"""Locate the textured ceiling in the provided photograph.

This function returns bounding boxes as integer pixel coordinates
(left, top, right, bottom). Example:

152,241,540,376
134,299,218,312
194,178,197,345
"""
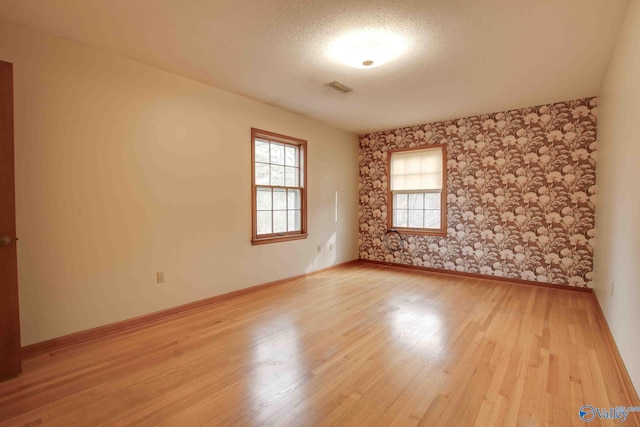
0,0,631,134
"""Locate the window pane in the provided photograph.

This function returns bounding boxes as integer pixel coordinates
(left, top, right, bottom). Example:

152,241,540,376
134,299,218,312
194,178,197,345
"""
285,167,299,187
394,193,408,209
288,210,301,231
393,209,408,228
288,189,301,209
425,210,441,229
270,165,284,186
252,132,307,242
273,211,287,233
408,210,424,228
408,193,424,209
273,188,287,210
255,163,270,185
257,211,272,235
425,192,441,209
270,142,285,165
255,139,270,163
256,187,272,210
285,145,298,166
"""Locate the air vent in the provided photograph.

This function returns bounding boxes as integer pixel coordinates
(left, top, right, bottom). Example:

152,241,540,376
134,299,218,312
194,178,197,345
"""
327,81,353,94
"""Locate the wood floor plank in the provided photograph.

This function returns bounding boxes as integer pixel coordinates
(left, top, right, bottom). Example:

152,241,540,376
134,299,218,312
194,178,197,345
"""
0,264,637,426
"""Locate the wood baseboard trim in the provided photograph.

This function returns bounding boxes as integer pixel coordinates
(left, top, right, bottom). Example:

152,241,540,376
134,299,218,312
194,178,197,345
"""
21,259,360,358
592,293,640,406
358,259,593,293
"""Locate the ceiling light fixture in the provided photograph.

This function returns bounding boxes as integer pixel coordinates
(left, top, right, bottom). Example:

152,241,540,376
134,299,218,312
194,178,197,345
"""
329,30,407,69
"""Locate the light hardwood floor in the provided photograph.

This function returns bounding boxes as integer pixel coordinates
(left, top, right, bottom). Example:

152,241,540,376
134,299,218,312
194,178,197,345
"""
0,263,637,426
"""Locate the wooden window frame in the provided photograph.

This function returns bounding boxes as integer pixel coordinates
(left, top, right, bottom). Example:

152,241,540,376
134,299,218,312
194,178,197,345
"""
386,144,448,237
251,128,308,245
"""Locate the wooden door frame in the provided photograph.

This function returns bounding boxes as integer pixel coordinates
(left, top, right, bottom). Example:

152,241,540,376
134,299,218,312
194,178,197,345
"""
0,59,21,381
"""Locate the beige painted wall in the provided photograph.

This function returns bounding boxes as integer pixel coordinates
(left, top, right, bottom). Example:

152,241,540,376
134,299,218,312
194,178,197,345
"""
594,0,640,393
0,19,359,346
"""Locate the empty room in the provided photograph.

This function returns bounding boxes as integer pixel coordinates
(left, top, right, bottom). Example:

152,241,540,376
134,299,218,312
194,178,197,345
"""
0,0,639,425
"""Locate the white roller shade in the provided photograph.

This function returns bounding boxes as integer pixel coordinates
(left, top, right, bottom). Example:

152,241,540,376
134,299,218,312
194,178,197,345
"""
390,147,443,191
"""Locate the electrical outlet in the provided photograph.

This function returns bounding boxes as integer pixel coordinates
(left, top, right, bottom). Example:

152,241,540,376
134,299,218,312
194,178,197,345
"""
610,281,615,297
329,242,335,251
317,245,322,253
157,272,165,284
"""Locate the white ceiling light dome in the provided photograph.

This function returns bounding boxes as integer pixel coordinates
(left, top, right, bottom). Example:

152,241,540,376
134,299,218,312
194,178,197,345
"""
329,30,408,69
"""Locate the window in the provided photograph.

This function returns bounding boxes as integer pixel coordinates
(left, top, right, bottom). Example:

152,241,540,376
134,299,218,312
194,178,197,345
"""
251,128,307,245
388,145,447,236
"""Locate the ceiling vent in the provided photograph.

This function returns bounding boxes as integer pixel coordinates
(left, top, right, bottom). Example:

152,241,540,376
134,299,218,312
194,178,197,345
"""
327,81,353,94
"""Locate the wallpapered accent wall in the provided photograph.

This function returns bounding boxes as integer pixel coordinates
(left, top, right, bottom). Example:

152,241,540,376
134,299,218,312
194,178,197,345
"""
359,97,597,287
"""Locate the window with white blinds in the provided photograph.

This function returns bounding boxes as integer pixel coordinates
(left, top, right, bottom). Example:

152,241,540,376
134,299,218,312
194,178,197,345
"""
388,146,446,234
390,148,443,191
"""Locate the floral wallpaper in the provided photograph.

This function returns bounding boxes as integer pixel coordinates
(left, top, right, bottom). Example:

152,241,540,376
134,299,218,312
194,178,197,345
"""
359,98,597,287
